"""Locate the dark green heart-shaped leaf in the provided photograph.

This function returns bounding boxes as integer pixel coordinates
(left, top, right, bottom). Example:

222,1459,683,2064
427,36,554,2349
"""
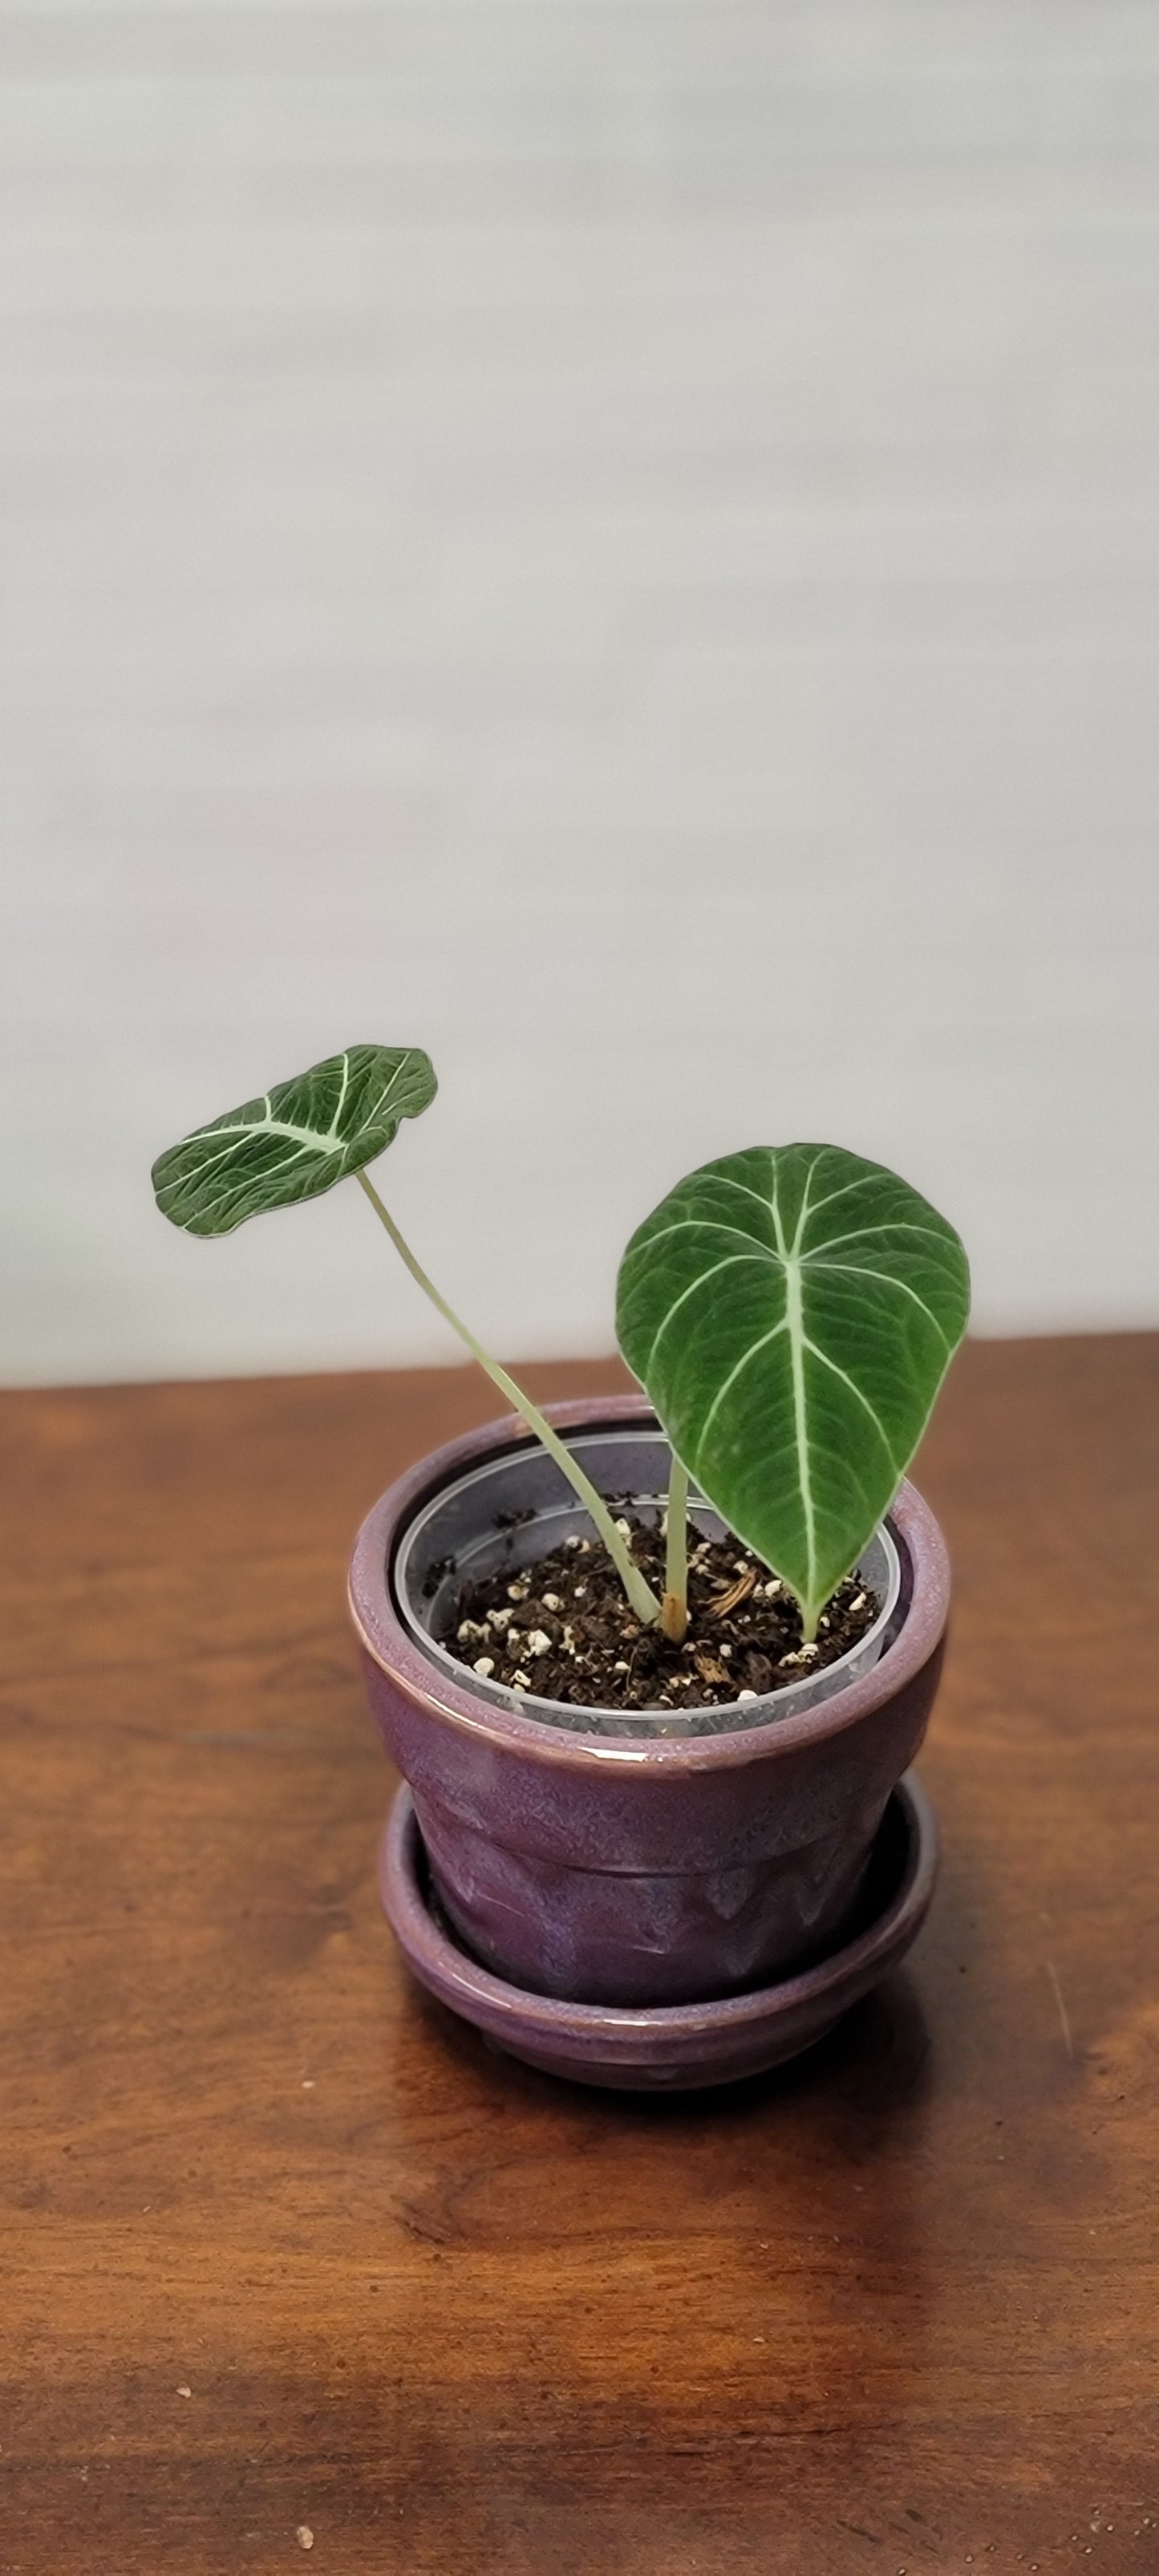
152,1044,436,1236
616,1144,969,1637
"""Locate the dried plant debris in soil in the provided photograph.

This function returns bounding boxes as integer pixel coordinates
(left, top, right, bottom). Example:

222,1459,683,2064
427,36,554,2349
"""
445,1511,881,1713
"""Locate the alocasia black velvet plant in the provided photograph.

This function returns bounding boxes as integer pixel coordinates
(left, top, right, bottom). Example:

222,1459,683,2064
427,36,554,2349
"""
152,1045,970,1656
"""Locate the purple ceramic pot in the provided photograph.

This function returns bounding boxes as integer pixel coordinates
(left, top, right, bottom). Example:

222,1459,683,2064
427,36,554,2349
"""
379,1774,939,2091
350,1396,950,2009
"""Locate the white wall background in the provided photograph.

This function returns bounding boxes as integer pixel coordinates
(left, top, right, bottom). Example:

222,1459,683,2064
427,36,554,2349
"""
3,1,1158,1385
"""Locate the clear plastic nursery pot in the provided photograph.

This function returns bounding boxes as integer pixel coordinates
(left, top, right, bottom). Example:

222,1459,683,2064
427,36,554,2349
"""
349,1396,950,2010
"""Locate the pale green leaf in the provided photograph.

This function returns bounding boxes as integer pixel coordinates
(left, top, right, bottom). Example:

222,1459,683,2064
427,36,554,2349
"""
616,1144,970,1636
152,1044,436,1236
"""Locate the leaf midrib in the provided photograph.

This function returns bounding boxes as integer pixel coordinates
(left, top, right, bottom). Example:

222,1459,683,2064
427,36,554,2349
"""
772,1151,817,1604
187,1049,413,1162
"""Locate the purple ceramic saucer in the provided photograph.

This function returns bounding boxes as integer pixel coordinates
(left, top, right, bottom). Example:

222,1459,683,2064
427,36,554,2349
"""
379,1771,938,2093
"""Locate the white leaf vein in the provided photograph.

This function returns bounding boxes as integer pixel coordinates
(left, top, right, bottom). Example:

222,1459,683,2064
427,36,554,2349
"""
695,1315,790,1447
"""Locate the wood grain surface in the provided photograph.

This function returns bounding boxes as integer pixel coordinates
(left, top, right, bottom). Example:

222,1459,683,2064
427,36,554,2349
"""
2,1339,1157,2575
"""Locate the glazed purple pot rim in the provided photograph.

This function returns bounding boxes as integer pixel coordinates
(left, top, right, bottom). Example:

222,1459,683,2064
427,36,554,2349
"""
381,1772,938,2038
349,1394,950,1775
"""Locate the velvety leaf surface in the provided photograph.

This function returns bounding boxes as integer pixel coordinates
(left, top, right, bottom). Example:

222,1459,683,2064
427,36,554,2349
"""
616,1145,970,1633
152,1045,436,1235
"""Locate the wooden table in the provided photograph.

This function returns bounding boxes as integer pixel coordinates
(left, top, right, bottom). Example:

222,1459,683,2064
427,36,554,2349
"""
3,1339,1157,2576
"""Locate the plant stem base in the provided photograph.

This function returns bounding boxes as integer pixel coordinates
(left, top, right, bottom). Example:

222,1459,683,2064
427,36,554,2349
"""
379,1775,938,2094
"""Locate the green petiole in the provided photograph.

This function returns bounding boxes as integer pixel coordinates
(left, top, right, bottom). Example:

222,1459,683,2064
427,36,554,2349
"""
660,1451,690,1642
355,1169,662,1630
